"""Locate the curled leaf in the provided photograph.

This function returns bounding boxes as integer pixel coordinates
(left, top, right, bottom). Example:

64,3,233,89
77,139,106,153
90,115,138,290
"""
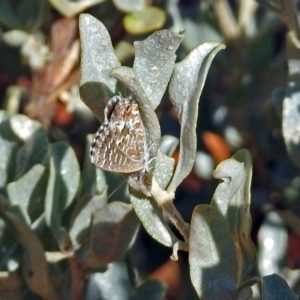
168,42,225,192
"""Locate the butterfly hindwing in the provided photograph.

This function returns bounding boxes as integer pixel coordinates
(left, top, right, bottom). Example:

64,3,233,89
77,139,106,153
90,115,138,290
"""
90,95,146,173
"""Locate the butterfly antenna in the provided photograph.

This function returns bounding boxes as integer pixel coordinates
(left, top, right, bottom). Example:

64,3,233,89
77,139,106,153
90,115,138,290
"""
106,180,127,200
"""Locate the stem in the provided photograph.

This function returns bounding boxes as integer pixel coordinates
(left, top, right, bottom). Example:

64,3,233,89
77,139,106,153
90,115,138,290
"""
212,0,239,43
69,256,85,300
151,178,190,243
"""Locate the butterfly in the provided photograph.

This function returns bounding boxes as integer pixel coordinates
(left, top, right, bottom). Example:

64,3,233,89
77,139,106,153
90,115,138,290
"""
90,95,148,173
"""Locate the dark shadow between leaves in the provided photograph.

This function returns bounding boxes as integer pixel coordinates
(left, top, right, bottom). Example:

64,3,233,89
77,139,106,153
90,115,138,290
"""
75,204,139,267
80,81,114,123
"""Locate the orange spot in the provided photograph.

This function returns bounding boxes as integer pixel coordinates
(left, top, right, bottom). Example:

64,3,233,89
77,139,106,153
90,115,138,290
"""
52,103,74,127
172,148,180,166
202,131,231,164
148,259,182,298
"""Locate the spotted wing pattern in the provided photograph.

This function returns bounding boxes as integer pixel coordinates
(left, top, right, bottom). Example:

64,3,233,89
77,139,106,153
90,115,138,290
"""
90,95,147,173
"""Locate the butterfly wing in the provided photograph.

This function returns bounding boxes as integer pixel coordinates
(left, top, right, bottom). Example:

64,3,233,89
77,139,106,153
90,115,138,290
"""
90,122,144,173
109,98,146,164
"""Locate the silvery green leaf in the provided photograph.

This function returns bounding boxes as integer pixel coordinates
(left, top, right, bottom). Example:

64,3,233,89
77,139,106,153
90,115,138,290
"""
50,0,105,18
257,212,287,276
69,194,107,250
81,134,106,197
130,183,178,247
154,149,175,189
79,14,121,123
3,208,58,299
78,202,139,266
7,164,45,224
85,262,136,300
130,189,178,247
211,149,256,284
15,127,49,180
189,205,238,300
2,30,28,47
113,0,145,12
133,30,184,109
168,42,225,192
0,116,22,189
10,114,41,142
159,135,179,157
45,142,80,247
130,148,176,247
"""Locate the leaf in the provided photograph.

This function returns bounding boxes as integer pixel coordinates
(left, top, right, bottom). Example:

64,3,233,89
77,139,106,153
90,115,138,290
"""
124,6,166,35
282,32,300,168
159,135,179,157
10,114,42,142
50,0,105,18
130,187,178,247
133,29,184,108
69,194,107,250
189,205,238,300
7,164,45,224
137,279,167,300
0,117,23,190
79,14,121,123
211,149,256,284
8,114,49,180
0,0,24,29
45,142,80,247
15,123,49,180
2,30,29,47
153,150,175,189
262,274,298,300
78,202,139,266
113,0,145,13
80,134,106,198
1,207,60,300
85,262,137,300
257,212,287,275
130,145,177,247
129,150,178,247
168,42,225,192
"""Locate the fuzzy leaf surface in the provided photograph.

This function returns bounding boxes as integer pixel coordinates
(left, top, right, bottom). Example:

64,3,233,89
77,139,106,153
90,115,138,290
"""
81,134,106,198
79,202,139,266
133,29,183,108
45,142,80,246
2,207,60,300
7,164,45,224
211,149,256,284
50,0,104,18
168,42,225,192
189,205,238,300
130,149,177,247
79,14,121,123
